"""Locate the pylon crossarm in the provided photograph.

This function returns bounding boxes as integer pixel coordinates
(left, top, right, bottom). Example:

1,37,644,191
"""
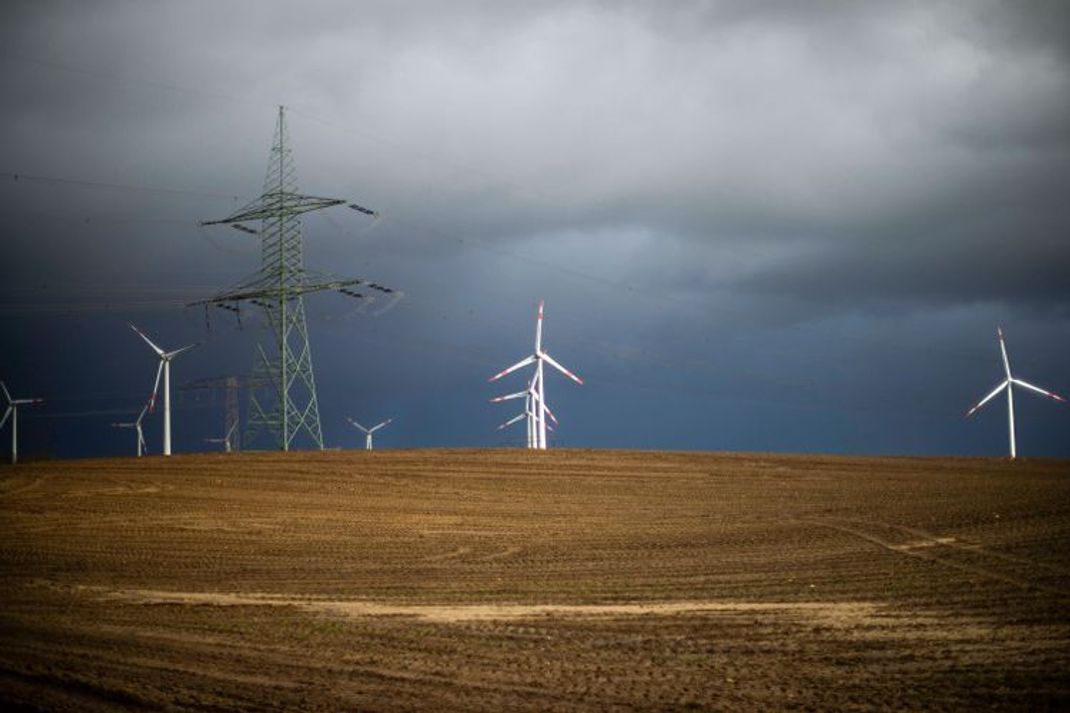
188,278,370,307
201,193,346,226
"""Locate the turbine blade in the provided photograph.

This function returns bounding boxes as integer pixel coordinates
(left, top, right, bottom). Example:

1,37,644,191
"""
164,343,199,360
136,401,150,423
542,352,583,385
148,360,164,413
966,380,1008,417
0,406,10,431
0,380,10,403
488,354,536,382
1012,378,1066,403
997,326,1012,379
497,413,526,430
490,391,527,403
129,323,165,357
370,418,393,433
226,421,239,438
535,300,544,353
543,403,559,425
346,417,369,433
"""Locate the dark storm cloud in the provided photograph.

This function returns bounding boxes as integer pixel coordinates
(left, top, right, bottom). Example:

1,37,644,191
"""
1,1,1067,457
3,1,1068,305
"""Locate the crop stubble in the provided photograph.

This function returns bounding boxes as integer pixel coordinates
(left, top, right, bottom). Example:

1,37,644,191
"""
0,449,1068,710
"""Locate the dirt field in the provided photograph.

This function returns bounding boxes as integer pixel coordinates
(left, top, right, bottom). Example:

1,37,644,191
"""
0,449,1068,711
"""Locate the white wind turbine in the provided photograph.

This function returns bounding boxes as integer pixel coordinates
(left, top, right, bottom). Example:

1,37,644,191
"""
204,421,239,453
489,300,581,450
129,324,197,457
494,374,537,448
1,380,43,465
493,371,558,448
346,417,393,450
112,402,149,458
966,327,1065,459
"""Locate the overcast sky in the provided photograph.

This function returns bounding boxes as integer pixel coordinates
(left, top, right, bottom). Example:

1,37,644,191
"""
1,1,1068,459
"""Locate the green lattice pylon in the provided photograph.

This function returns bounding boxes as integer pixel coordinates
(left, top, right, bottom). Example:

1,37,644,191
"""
194,106,360,451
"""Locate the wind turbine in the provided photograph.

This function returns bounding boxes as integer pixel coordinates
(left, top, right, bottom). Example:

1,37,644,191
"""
1,380,43,465
346,417,393,450
966,327,1065,459
112,402,149,457
204,421,239,453
129,324,197,457
492,372,558,448
489,300,581,449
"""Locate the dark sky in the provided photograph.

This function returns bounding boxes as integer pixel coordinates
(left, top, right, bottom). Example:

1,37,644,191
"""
1,1,1068,459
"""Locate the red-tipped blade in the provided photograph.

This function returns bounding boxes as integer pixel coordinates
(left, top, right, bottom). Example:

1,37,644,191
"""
542,352,583,385
147,360,164,413
966,380,1007,417
488,354,536,382
1013,378,1066,403
490,391,527,403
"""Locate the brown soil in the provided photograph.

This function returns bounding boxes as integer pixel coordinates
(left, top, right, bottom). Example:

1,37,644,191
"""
1,449,1068,711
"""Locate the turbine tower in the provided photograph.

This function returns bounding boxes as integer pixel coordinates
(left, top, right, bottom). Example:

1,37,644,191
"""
193,106,396,451
112,402,149,457
966,326,1065,459
346,417,392,450
1,380,43,465
130,324,197,457
489,301,581,449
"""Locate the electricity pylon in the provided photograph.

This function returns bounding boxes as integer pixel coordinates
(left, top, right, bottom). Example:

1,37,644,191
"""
193,106,393,451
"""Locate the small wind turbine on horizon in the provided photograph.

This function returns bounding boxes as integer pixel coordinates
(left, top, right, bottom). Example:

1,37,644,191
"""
489,300,581,450
1,380,43,465
112,402,149,458
346,417,393,450
129,324,197,457
966,327,1065,459
204,421,239,453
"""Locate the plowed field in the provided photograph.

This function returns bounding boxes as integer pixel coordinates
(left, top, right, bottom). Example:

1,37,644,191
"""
1,449,1068,711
